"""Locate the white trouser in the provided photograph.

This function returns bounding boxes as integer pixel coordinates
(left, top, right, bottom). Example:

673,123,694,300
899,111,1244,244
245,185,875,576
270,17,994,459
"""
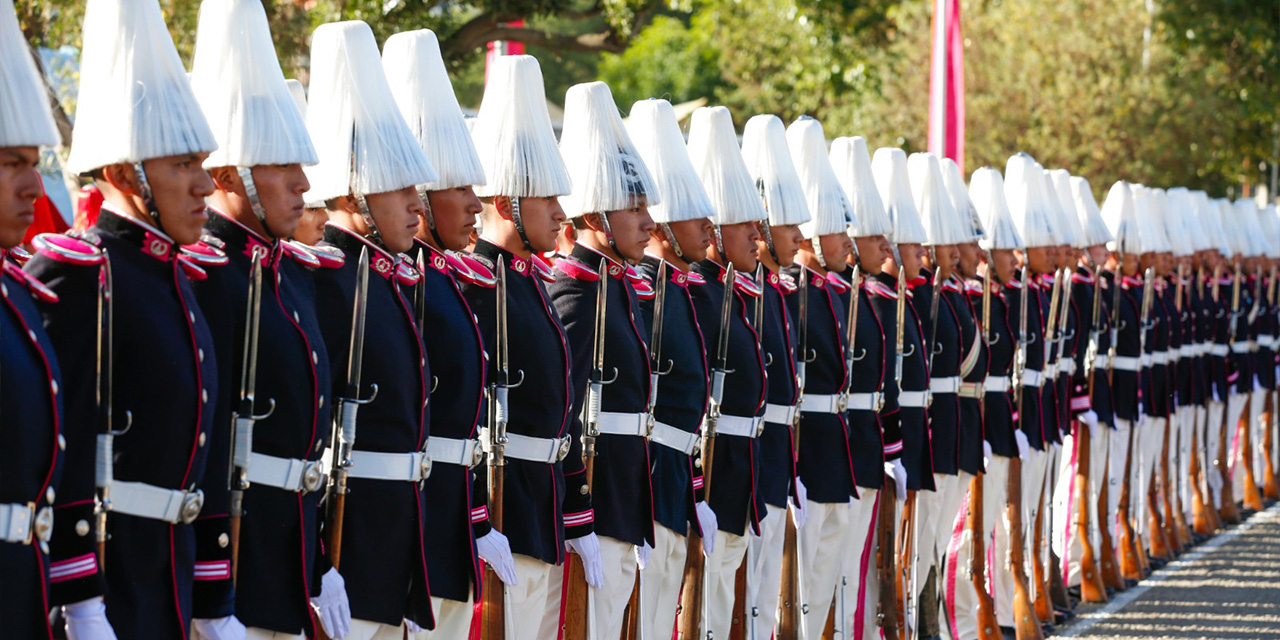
245,629,304,640
703,529,749,639
411,596,473,639
641,523,688,640
347,619,408,640
934,472,976,640
949,458,1008,637
1179,408,1201,522
1021,447,1051,604
1226,392,1248,503
589,535,638,640
1050,419,1108,589
1250,388,1270,486
1107,420,1132,559
800,499,854,639
505,553,564,640
1134,417,1166,542
836,490,882,640
746,504,787,639
1205,402,1226,509
915,473,967,635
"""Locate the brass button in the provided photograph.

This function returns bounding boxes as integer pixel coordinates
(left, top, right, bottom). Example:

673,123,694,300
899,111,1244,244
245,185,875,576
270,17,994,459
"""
199,432,207,447
218,533,229,548
46,487,56,504
75,519,90,537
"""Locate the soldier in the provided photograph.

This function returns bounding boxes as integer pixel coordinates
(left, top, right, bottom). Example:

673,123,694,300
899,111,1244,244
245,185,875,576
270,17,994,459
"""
683,104,769,640
25,0,230,635
740,113,810,639
1200,195,1236,524
0,0,74,635
463,54,599,640
303,20,437,639
187,1,345,638
783,117,863,638
548,80,660,635
626,97,720,634
381,29,517,637
1233,199,1274,511
828,136,901,640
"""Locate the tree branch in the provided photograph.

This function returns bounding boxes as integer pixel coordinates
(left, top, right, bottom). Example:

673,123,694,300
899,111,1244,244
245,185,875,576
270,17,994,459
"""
441,12,628,60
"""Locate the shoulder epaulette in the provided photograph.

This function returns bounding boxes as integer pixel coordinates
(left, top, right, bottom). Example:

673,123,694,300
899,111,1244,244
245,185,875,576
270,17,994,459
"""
532,254,556,283
179,258,208,281
626,264,656,300
449,251,497,288
180,241,229,268
555,256,600,282
964,279,984,295
31,233,105,267
771,271,797,294
309,244,346,269
9,245,31,266
1071,272,1095,285
941,279,963,293
3,259,58,303
824,272,850,294
395,258,421,287
281,240,322,269
863,279,897,299
686,270,707,286
734,271,763,297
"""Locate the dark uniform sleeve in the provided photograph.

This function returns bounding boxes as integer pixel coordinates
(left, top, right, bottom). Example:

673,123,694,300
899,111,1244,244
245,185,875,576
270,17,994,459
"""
549,278,596,541
1070,282,1093,416
869,293,903,461
25,256,107,606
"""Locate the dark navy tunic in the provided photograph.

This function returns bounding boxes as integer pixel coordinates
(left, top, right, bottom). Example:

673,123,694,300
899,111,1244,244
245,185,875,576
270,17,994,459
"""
925,276,963,476
1207,274,1232,404
1001,273,1047,450
0,252,63,639
1106,273,1142,423
759,267,799,508
866,272,934,491
313,224,433,628
833,270,887,490
981,277,1018,459
28,208,220,638
951,279,986,475
1070,269,1115,427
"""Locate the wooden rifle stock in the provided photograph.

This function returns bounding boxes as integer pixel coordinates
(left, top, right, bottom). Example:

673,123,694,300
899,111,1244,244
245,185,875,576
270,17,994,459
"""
1006,458,1043,640
778,508,803,639
478,463,505,640
969,474,1000,640
676,426,717,639
1073,422,1108,603
1094,443,1124,590
876,477,901,640
1116,422,1142,581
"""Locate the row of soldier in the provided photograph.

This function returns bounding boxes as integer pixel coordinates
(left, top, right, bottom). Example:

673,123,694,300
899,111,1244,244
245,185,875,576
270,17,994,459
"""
3,0,1278,639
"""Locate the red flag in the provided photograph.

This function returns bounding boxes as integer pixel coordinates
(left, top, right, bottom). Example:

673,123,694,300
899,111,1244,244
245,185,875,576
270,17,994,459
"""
484,20,525,84
928,0,965,173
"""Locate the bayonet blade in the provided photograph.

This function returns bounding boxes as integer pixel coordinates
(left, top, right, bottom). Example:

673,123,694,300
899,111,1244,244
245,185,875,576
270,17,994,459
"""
346,247,371,400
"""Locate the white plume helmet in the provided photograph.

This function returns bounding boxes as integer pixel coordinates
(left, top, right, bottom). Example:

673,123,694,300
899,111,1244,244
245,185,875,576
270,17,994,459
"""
1233,198,1271,258
1165,188,1206,254
908,152,968,246
558,81,659,218
1146,188,1192,256
942,157,984,241
686,106,767,226
969,167,1024,251
67,0,217,174
190,0,316,169
871,147,928,245
1216,198,1245,257
285,80,307,117
785,116,850,239
1254,202,1280,259
741,114,811,227
382,29,485,191
0,0,58,148
1175,188,1213,252
1002,153,1058,248
1101,181,1144,257
625,98,715,224
1069,176,1113,248
829,137,892,238
471,55,570,199
1046,169,1086,249
303,21,436,202
1192,191,1229,256
1129,185,1172,254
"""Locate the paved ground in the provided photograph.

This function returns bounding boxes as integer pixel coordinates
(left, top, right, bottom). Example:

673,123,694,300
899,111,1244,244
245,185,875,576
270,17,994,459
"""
1056,503,1280,639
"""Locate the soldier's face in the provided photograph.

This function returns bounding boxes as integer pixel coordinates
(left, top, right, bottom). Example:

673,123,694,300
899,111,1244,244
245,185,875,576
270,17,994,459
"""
895,243,926,279
366,186,423,254
424,186,482,252
1024,246,1054,275
762,223,803,267
296,207,328,246
818,232,852,273
933,244,960,279
143,153,214,245
719,221,761,271
1086,245,1110,268
514,196,565,253
249,164,309,239
991,249,1017,284
0,146,42,249
601,196,656,263
853,234,890,275
957,242,983,278
665,218,713,263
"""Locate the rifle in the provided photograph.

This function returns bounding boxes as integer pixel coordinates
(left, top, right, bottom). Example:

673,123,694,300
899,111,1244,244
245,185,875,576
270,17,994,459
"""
94,250,131,572
1241,266,1267,512
325,247,378,572
1009,265,1043,640
1028,271,1061,624
228,249,275,584
480,256,522,640
677,263,737,640
972,260,1000,640
1170,264,1194,550
1219,261,1243,524
1118,268,1155,579
1266,263,1280,501
779,268,811,640
1074,263,1108,603
1190,265,1219,537
879,246,911,640
564,258,616,640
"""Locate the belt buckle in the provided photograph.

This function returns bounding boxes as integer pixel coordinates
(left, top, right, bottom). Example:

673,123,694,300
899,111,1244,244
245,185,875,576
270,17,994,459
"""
33,505,53,547
646,414,655,438
924,390,933,409
469,440,485,469
301,460,327,493
419,453,433,482
179,490,204,525
875,392,885,412
18,501,35,545
754,418,765,438
556,436,572,463
836,393,848,413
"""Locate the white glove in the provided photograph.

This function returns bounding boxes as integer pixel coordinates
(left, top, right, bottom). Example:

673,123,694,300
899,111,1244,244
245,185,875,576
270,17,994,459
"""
1015,429,1032,460
191,616,246,640
885,459,908,502
789,478,809,529
476,529,518,586
63,597,117,640
1080,409,1099,439
983,439,994,463
309,567,351,639
695,501,719,557
405,619,423,634
567,533,605,588
636,542,652,570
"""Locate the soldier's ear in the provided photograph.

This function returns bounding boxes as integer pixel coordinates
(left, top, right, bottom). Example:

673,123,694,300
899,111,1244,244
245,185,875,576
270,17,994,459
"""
331,195,361,216
207,166,241,193
100,162,141,197
493,196,513,221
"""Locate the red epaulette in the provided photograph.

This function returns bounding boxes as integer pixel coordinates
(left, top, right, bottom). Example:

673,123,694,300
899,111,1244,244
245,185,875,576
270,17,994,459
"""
179,259,207,281
8,245,31,266
626,265,656,301
449,251,497,288
395,258,421,287
31,233,104,267
964,279,984,296
531,253,556,283
281,240,321,269
824,272,850,294
941,280,963,293
906,275,929,288
555,256,600,282
734,271,763,297
308,245,346,269
863,279,897,299
767,270,797,294
686,270,707,286
180,241,229,268
1071,272,1095,285
3,259,58,303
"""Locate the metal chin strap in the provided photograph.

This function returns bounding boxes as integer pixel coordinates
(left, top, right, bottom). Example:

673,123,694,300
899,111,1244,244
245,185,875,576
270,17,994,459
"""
131,162,165,235
354,192,387,251
509,196,533,253
660,223,685,261
759,222,781,265
712,225,725,257
594,210,620,256
416,186,446,248
813,234,828,269
236,167,273,240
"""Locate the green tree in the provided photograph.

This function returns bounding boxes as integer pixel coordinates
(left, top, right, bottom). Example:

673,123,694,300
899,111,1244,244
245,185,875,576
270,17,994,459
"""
597,13,725,110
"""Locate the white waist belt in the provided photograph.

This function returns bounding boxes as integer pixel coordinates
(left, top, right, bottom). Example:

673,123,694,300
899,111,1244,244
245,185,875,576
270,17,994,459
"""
348,450,432,483
846,392,882,411
426,436,483,468
246,453,328,493
1259,335,1277,349
1141,353,1153,367
649,420,699,456
714,414,764,438
984,375,1011,393
1092,354,1110,370
899,390,930,408
801,394,845,414
1152,351,1170,365
1060,359,1077,376
1231,342,1251,354
1044,363,1059,378
479,429,570,464
1211,344,1230,357
1179,345,1196,358
763,403,799,424
929,377,961,394
1112,356,1141,371
108,481,203,524
595,411,650,437
1021,370,1043,388
0,502,51,545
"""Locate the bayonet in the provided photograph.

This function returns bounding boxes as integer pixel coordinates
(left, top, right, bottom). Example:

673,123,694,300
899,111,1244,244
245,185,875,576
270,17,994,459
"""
94,251,131,571
582,258,618,487
648,261,671,414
